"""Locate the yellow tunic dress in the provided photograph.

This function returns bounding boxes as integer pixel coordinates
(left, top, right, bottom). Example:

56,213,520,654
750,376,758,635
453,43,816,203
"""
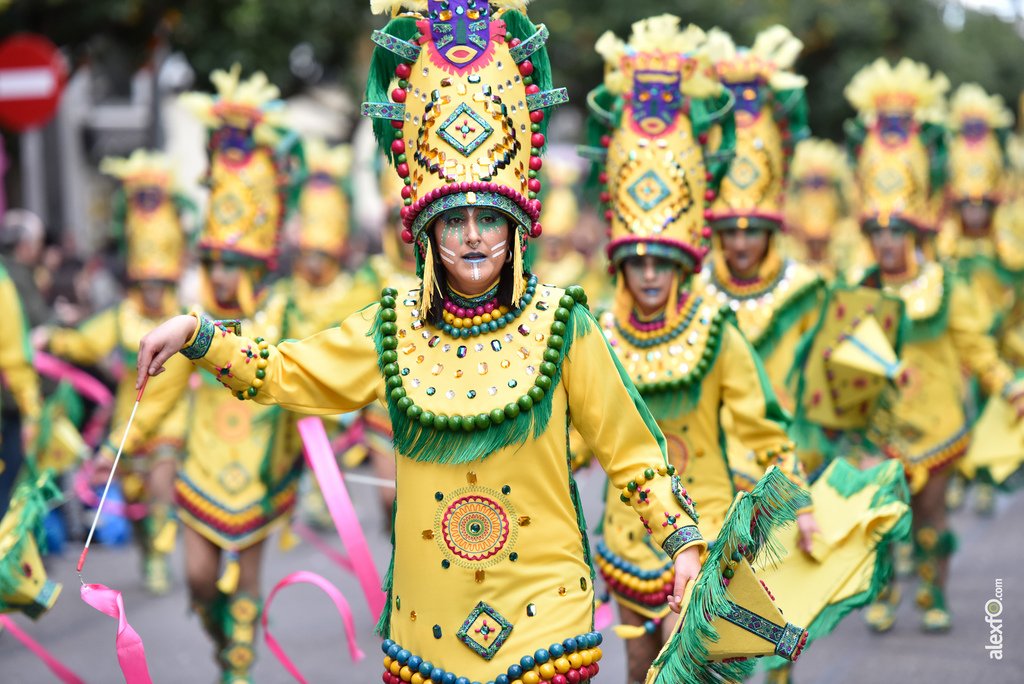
110,291,302,549
0,263,41,424
596,296,805,618
854,262,1016,493
280,270,379,340
180,281,706,681
48,292,188,469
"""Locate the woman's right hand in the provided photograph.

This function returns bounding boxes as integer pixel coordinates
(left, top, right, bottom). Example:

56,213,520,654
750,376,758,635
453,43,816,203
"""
135,315,200,389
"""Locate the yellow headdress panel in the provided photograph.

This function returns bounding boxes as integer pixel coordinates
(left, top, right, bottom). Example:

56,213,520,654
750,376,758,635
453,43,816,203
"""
590,15,726,269
844,58,949,123
182,65,290,264
705,26,807,230
947,83,1012,203
785,138,853,240
100,149,186,282
299,138,352,256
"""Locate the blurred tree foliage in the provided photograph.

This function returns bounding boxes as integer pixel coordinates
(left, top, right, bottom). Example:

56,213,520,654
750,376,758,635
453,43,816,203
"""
2,0,1022,140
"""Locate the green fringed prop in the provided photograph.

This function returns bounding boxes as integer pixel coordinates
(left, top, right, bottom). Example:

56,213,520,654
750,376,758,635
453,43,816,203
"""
369,285,593,465
650,466,805,684
0,472,62,618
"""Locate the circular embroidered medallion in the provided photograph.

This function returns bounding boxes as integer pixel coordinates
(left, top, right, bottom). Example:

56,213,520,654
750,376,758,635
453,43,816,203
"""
435,487,518,569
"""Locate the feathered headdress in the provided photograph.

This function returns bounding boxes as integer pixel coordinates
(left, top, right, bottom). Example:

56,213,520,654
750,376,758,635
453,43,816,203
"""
844,58,949,124
179,64,288,148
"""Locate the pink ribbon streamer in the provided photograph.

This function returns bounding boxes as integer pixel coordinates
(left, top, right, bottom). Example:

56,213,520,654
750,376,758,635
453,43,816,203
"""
292,520,355,573
0,614,86,684
263,570,365,683
34,351,115,406
296,416,385,621
330,418,366,455
74,461,148,520
80,583,153,684
594,601,614,631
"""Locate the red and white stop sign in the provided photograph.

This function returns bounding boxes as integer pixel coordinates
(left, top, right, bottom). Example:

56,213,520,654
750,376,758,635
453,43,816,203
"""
0,33,69,133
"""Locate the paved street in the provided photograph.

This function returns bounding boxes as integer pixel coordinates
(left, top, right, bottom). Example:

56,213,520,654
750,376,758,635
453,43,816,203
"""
2,463,1021,684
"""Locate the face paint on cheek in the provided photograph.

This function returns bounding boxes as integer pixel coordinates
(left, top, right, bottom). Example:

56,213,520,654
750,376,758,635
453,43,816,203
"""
439,244,457,265
490,239,507,259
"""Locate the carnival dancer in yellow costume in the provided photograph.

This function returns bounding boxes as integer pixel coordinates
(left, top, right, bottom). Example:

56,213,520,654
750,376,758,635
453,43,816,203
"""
844,58,1024,634
784,139,862,283
35,149,190,594
134,3,710,682
581,17,816,683
695,27,824,415
104,66,302,684
936,85,1024,515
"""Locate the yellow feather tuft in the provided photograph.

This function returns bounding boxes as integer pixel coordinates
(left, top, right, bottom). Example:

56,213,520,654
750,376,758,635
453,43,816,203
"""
789,138,851,186
369,0,427,15
181,63,287,145
305,137,354,178
99,149,175,187
844,57,949,122
948,83,1014,131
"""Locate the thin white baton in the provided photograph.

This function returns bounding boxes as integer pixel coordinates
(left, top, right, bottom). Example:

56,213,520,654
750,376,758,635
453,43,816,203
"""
77,375,149,579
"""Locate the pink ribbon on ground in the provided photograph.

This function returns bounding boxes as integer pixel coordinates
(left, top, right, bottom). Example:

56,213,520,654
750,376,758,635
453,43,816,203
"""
0,615,86,684
80,583,153,684
263,570,365,683
292,520,355,573
73,461,148,520
296,416,385,621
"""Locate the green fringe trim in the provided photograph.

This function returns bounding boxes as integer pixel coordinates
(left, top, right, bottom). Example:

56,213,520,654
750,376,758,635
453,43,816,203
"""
30,381,85,468
0,473,61,600
370,297,594,465
366,16,421,164
955,253,1024,289
637,309,734,423
375,497,397,638
750,274,824,362
651,466,805,684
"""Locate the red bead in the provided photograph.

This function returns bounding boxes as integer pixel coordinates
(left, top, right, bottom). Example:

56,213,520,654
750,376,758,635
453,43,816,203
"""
400,206,409,218
396,163,409,177
391,88,407,103
604,209,614,222
401,185,412,199
590,663,600,676
395,63,411,79
530,110,545,123
509,38,522,48
704,190,715,201
391,139,405,154
531,133,546,148
525,84,540,95
607,263,614,274
382,673,390,684
552,675,568,684
566,669,580,683
528,178,541,192
529,156,543,171
530,222,543,238
401,229,413,243
698,132,708,144
704,209,714,220
705,171,714,182
530,199,542,214
598,172,607,183
702,226,712,238
519,60,534,76
391,119,404,129
600,135,611,148
599,191,611,203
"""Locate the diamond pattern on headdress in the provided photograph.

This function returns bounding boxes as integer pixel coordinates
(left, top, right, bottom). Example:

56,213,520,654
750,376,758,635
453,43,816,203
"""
438,102,494,157
628,170,672,211
728,157,762,190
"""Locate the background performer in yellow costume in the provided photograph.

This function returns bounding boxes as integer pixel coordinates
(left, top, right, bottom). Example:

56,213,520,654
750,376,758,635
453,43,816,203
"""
135,3,707,682
582,17,815,683
845,57,1024,634
695,26,824,415
36,149,190,595
105,66,302,684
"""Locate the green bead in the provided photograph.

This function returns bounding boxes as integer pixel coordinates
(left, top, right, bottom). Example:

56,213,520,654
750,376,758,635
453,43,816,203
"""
255,369,266,379
554,308,570,322
475,413,491,429
547,335,563,350
517,394,534,410
407,405,422,420
397,397,413,411
448,415,462,431
396,154,407,164
535,374,552,390
383,363,400,377
697,359,708,371
542,348,560,363
382,336,398,350
550,321,566,336
731,551,743,562
723,567,735,579
620,493,631,504
709,324,720,335
667,464,676,475
381,296,396,309
539,362,556,377
703,348,714,359
567,286,585,301
433,414,448,430
489,408,506,424
380,307,397,322
559,295,575,309
382,350,398,364
530,123,540,133
381,322,397,336
247,386,258,397
259,349,269,359
419,410,434,426
627,481,638,492
528,191,537,199
528,386,545,402
387,375,403,389
644,468,655,479
391,388,406,400
504,402,520,419
461,415,476,432
528,170,537,179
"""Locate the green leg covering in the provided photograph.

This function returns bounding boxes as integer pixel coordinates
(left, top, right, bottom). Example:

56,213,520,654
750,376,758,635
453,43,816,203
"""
914,526,957,633
191,592,228,656
973,482,997,517
219,591,262,684
944,472,966,511
143,502,173,595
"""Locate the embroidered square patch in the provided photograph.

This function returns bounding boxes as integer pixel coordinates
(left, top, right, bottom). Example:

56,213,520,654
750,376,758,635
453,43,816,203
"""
455,601,513,660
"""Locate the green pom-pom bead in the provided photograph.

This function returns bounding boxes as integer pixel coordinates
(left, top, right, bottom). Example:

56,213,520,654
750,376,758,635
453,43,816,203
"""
504,402,520,419
475,413,491,429
535,375,552,390
550,321,566,336
539,362,556,377
391,388,406,400
517,394,534,410
554,308,570,322
547,335,563,350
407,405,422,420
489,408,506,424
527,386,545,402
397,397,413,411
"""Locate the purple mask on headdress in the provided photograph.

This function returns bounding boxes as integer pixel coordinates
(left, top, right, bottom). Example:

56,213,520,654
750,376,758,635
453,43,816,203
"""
878,113,914,144
631,70,683,136
215,125,256,162
724,80,767,126
132,186,166,213
428,0,490,68
962,118,989,142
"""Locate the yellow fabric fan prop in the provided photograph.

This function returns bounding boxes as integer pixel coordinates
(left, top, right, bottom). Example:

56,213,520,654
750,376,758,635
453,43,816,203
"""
0,476,62,619
959,395,1024,487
